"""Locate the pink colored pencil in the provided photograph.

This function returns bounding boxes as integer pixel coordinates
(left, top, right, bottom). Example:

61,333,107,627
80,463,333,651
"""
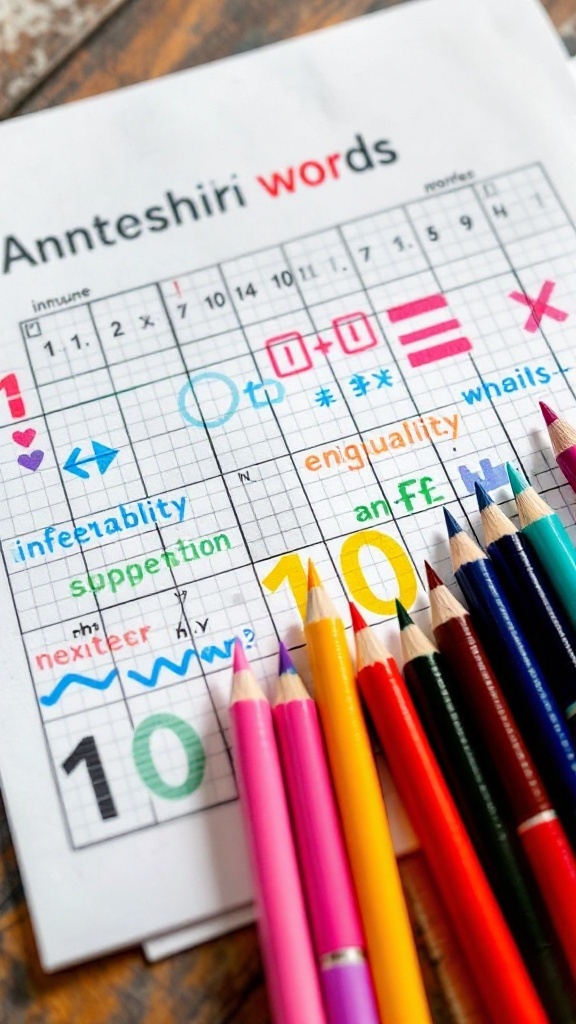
229,641,327,1024
540,401,576,492
273,643,380,1024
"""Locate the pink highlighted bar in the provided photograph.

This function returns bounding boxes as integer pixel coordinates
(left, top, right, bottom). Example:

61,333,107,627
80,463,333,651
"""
388,294,447,322
399,319,461,346
408,337,472,367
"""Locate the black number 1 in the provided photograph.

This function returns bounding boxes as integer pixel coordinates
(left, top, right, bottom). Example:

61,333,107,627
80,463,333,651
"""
62,736,118,820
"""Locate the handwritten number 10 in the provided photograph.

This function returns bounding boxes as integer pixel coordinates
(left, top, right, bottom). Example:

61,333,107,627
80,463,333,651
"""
62,713,206,822
261,528,417,620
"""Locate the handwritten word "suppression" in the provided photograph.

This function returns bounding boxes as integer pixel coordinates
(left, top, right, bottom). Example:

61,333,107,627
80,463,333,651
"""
70,534,232,597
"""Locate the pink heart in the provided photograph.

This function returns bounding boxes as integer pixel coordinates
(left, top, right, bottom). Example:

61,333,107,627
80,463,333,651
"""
12,428,36,448
18,450,44,472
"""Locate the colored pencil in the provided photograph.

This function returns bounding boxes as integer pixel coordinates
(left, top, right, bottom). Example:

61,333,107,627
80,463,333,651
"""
304,562,431,1024
540,400,576,493
508,463,576,632
396,607,548,1024
352,602,557,1023
427,563,576,989
444,507,576,833
229,642,327,1024
273,643,379,1024
476,482,576,735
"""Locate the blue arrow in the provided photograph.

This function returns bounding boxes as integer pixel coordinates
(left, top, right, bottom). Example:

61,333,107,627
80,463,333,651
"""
63,441,119,479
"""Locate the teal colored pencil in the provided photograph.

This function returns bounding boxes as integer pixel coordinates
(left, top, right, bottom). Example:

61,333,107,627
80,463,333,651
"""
508,464,576,632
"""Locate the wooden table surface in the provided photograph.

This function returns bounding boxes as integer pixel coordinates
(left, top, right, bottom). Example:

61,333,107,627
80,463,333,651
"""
1,0,575,1020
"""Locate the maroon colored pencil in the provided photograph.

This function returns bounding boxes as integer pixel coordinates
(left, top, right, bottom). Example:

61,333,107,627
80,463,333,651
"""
540,401,576,493
426,561,576,984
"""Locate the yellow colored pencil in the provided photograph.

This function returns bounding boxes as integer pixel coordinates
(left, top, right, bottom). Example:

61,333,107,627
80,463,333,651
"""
304,562,431,1024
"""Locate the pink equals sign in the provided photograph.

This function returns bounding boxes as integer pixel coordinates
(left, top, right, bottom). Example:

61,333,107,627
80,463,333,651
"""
387,293,472,367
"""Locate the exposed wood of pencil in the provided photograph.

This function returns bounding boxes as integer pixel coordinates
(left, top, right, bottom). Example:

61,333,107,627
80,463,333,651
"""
448,531,488,574
548,416,576,458
514,487,554,530
480,503,517,548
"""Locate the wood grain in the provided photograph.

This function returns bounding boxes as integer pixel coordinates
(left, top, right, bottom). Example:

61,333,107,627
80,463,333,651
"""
2,0,576,1020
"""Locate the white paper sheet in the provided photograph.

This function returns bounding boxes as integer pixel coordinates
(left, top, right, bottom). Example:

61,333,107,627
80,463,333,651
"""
1,0,576,969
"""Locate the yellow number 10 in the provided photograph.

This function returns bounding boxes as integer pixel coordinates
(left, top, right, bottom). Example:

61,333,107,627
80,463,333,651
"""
261,528,417,620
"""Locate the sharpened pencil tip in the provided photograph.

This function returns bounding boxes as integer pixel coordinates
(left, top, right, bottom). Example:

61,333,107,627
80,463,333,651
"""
507,463,529,496
539,400,558,427
233,638,250,673
278,642,296,675
396,599,413,630
475,481,493,511
443,506,462,537
307,559,322,590
349,601,368,633
424,561,444,590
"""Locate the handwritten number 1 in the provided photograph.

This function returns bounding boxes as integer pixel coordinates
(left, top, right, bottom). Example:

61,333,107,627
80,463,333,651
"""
62,736,118,820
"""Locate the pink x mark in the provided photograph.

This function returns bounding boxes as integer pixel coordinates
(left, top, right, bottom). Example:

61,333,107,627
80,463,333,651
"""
509,280,568,333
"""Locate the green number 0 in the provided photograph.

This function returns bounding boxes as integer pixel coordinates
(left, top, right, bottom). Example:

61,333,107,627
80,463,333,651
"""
132,712,206,800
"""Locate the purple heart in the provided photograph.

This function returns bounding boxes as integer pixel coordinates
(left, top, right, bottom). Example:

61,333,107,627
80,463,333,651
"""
18,450,44,472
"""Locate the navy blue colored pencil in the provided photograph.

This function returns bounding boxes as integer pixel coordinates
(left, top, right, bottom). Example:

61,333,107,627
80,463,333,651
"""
444,507,576,837
476,483,576,740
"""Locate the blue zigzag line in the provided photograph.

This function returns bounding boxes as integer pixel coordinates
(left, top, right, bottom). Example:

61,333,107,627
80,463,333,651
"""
40,668,119,707
127,639,235,686
39,639,237,707
127,648,198,687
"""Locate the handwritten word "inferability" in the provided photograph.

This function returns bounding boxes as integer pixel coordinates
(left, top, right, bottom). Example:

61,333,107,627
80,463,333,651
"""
12,495,188,564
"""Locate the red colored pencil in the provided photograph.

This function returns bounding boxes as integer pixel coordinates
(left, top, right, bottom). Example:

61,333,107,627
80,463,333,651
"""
426,562,576,983
540,401,576,492
351,604,549,1024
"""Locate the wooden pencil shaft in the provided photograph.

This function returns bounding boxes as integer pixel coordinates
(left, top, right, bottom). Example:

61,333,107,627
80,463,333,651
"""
230,696,327,1024
454,557,576,837
487,532,576,727
432,611,549,824
402,654,557,964
305,612,432,1024
358,656,563,1024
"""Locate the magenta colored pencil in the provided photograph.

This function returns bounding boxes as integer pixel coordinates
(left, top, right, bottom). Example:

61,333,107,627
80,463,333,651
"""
540,401,576,492
229,642,327,1024
273,644,380,1024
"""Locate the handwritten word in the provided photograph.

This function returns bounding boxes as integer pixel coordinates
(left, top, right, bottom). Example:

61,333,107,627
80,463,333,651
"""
0,373,25,419
35,627,152,671
12,495,188,564
262,529,417,619
458,459,507,494
460,363,570,405
509,280,568,333
266,312,377,378
315,369,393,407
40,628,254,707
303,413,460,474
179,373,285,428
387,293,472,367
70,533,232,597
355,476,445,520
